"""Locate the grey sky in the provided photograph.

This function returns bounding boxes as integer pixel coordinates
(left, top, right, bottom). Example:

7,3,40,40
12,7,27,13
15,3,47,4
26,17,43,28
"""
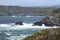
0,0,60,6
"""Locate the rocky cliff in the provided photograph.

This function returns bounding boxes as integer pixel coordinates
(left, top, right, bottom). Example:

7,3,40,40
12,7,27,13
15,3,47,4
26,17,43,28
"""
23,28,60,40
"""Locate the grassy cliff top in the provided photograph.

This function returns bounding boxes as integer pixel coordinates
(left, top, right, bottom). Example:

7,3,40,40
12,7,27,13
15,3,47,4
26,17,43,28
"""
23,28,60,40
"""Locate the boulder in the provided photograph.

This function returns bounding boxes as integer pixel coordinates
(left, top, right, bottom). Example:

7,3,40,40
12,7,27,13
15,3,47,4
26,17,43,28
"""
32,22,42,26
15,21,23,25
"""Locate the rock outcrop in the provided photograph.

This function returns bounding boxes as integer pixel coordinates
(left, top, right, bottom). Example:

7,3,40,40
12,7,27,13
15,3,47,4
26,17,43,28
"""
15,21,23,25
32,22,42,26
32,17,55,26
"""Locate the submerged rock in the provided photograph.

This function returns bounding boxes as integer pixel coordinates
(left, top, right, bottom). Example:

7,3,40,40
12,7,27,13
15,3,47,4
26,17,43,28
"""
15,21,23,25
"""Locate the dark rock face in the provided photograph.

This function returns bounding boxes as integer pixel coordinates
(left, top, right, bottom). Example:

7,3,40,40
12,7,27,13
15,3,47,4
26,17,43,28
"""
41,17,54,26
32,17,55,26
15,21,23,25
32,22,42,26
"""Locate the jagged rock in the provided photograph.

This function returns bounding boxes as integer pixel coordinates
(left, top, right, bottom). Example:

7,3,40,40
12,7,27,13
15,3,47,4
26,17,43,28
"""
15,21,23,25
32,17,55,26
32,22,42,26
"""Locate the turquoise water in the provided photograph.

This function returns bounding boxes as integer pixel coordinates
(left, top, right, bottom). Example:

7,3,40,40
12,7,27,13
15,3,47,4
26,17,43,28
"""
0,16,45,23
0,28,43,40
0,16,45,40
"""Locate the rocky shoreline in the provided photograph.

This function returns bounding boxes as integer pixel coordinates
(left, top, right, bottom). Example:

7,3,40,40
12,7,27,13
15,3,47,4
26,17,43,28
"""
32,16,60,27
23,28,60,40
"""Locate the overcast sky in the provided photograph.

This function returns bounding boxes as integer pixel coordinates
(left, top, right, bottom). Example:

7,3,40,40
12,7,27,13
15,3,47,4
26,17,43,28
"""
0,0,60,7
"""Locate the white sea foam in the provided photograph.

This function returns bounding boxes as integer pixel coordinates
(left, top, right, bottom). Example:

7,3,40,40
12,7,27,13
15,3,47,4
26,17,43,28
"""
0,23,59,40
0,23,58,30
11,15,16,17
6,35,29,40
0,24,11,27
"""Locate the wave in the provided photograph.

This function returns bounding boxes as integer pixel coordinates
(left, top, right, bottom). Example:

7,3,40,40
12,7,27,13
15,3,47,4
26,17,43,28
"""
0,23,58,30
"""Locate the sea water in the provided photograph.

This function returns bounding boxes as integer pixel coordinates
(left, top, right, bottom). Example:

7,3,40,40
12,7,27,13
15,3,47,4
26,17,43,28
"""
0,16,58,40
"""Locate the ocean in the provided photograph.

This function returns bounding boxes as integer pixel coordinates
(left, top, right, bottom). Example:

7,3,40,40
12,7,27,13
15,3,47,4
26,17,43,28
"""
0,16,57,40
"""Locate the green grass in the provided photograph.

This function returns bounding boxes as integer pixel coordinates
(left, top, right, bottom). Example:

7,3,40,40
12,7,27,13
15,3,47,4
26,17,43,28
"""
23,28,60,40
